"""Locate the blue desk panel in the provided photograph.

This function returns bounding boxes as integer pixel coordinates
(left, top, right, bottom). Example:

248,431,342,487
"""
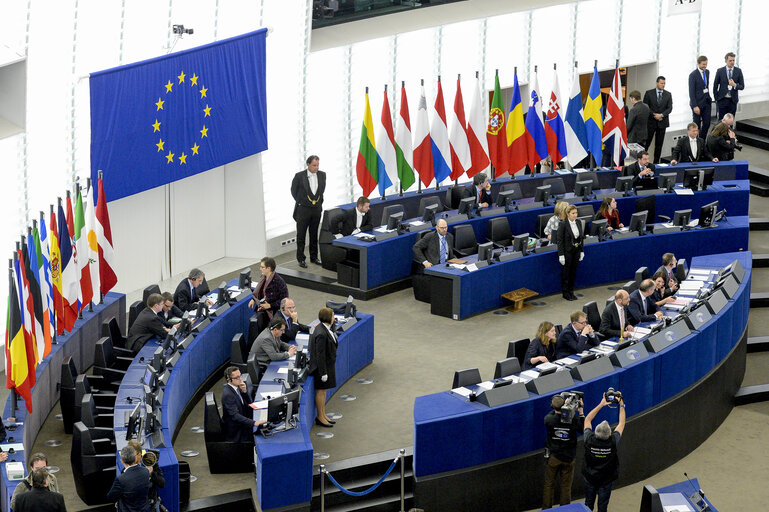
413,251,750,478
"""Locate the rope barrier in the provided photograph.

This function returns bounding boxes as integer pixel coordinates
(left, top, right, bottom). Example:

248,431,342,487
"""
324,457,398,497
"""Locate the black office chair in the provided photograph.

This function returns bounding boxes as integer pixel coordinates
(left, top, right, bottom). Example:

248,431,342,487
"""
101,317,127,349
622,281,638,294
93,337,131,385
554,324,563,336
319,207,347,272
142,284,161,304
577,204,595,218
493,357,522,379
446,186,465,210
606,296,615,308
418,196,443,217
231,333,248,371
71,422,117,505
247,352,261,392
496,182,523,205
453,224,478,257
452,368,482,389
579,171,600,190
128,300,146,330
61,357,79,434
487,217,513,248
536,213,554,239
506,338,530,367
543,177,566,197
80,394,115,430
635,266,650,284
203,392,256,473
635,195,670,226
247,315,261,352
75,374,117,425
380,204,405,226
583,301,602,332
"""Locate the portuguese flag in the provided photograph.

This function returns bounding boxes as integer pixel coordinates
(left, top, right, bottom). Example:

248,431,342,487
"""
486,72,508,178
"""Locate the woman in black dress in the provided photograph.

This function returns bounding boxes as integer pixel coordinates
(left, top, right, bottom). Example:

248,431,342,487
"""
522,321,557,370
556,205,585,301
308,307,337,428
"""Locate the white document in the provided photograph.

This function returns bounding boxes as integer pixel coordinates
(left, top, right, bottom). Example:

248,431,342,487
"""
251,399,268,409
616,226,629,233
451,387,473,397
260,391,283,400
554,357,579,368
449,263,467,270
0,443,24,452
227,285,241,293
255,409,268,423
662,506,693,512
277,367,289,374
687,219,699,227
466,263,479,272
666,303,687,310
520,369,541,379
476,381,495,391
680,279,705,288
674,188,694,196
409,221,426,227
295,333,309,343
501,375,521,383
537,362,558,372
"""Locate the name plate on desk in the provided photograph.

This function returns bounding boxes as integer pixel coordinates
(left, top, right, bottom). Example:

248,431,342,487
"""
476,382,529,407
209,302,230,318
374,230,399,242
533,244,557,253
517,201,544,211
498,251,523,262
596,192,625,200
583,235,599,245
479,207,505,217
443,214,469,224
635,188,665,196
408,223,433,233
525,370,574,395
644,320,692,353
570,356,615,381
652,225,682,234
233,289,252,303
683,306,712,330
609,343,649,368
610,230,639,240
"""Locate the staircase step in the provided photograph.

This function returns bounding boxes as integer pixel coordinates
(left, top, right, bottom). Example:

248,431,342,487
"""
750,292,769,308
735,131,769,151
753,254,769,268
320,492,414,512
747,336,769,353
748,166,769,185
749,218,769,231
735,119,769,137
735,384,769,405
750,181,769,197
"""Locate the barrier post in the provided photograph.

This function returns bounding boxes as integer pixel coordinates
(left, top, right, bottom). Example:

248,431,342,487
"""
320,464,326,512
399,448,405,512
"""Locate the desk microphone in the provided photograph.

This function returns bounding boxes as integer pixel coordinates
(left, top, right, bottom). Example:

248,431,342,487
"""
684,472,710,511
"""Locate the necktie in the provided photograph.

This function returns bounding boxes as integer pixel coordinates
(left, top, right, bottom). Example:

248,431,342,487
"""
702,70,706,84
439,236,447,264
728,68,732,80
286,315,292,331
657,90,662,102
619,306,625,331
643,296,647,315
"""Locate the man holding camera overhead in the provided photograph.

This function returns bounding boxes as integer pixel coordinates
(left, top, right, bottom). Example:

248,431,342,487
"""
542,392,585,509
582,390,626,512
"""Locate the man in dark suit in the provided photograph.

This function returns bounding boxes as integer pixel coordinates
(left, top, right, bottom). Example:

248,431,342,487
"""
688,56,713,138
555,311,600,359
291,155,326,268
173,268,212,311
656,253,680,296
599,290,634,339
13,468,66,512
126,293,170,353
670,123,718,165
249,317,297,372
221,366,264,442
628,279,665,324
158,292,184,327
623,151,656,189
462,172,492,208
278,298,310,342
106,445,151,512
714,52,745,121
338,196,373,236
626,91,650,147
643,76,673,163
412,219,454,271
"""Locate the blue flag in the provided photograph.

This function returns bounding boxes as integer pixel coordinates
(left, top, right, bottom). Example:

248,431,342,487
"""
90,29,268,202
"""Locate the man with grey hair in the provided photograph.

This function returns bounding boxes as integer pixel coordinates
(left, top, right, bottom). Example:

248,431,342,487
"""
173,268,213,311
582,393,626,512
598,289,634,339
107,445,151,512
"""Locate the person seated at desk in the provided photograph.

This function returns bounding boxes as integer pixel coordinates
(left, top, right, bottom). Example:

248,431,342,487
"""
555,311,600,359
595,197,623,231
278,298,310,342
651,271,677,307
338,196,373,236
599,290,634,339
462,172,492,208
174,268,213,312
544,201,569,241
249,317,297,375
670,123,718,165
628,279,665,324
623,151,656,190
248,256,289,332
523,321,557,370
126,293,170,353
707,120,738,162
412,219,454,271
656,252,680,296
158,291,184,328
221,366,265,442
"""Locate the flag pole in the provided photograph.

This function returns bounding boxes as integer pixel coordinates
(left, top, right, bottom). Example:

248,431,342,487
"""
436,75,441,192
533,65,539,176
41,210,56,345
454,73,460,187
490,70,497,183
49,204,59,341
8,259,18,422
97,171,104,304
399,80,405,198
380,85,387,202
590,60,598,171
57,197,69,334
418,79,423,195
551,63,557,174
510,66,517,181
83,180,94,313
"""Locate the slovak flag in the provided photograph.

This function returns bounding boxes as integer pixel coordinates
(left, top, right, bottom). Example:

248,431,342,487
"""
544,69,567,164
601,65,629,166
523,71,548,170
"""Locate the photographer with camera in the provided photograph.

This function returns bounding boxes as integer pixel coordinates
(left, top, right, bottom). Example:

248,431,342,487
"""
542,392,585,509
582,389,626,512
128,440,165,512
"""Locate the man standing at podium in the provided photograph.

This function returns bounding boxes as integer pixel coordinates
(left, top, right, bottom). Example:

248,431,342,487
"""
542,394,584,509
291,155,326,268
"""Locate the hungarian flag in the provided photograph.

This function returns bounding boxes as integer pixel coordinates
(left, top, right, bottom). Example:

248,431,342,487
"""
6,262,36,413
394,84,415,191
355,90,379,197
465,75,490,178
58,202,79,332
486,73,508,177
96,175,118,295
49,209,65,334
74,188,94,309
506,72,528,176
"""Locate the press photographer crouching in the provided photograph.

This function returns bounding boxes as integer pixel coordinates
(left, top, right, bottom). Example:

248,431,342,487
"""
582,388,626,512
542,391,584,509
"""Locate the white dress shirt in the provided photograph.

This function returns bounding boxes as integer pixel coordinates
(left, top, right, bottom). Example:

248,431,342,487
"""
568,219,579,238
307,170,318,195
689,137,698,160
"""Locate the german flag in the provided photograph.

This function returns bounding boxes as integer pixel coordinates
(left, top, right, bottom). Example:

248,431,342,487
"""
6,262,35,412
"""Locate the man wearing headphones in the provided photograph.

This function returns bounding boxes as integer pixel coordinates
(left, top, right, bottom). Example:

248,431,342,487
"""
221,366,264,442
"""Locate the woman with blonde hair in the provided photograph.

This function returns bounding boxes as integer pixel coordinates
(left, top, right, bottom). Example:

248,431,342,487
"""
522,321,557,370
544,201,569,241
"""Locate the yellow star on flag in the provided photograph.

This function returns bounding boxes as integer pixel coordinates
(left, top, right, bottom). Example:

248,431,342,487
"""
199,86,208,98
155,98,164,110
166,151,175,163
200,125,208,138
191,143,200,155
190,74,198,86
152,119,161,132
156,138,165,151
203,105,211,117
165,80,173,93
178,71,186,84
179,152,187,164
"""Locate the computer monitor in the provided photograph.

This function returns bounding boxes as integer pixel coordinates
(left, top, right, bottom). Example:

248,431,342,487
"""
497,190,518,211
477,242,494,262
512,233,529,255
195,300,208,320
267,389,302,424
215,280,229,306
151,347,165,373
589,218,608,237
614,339,634,352
615,176,633,194
629,211,647,235
423,203,439,226
683,167,715,191
697,200,718,227
380,205,404,226
675,258,688,282
125,402,141,441
578,171,600,190
386,211,403,231
639,484,664,512
161,333,176,353
534,185,552,205
458,197,476,218
239,268,252,289
672,209,692,227
657,172,677,193
343,295,355,318
143,364,158,389
543,178,566,197
574,180,594,200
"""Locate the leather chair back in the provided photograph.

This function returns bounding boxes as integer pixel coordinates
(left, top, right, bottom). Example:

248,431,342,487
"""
128,300,146,330
488,217,513,247
142,284,161,304
418,196,443,217
536,213,554,239
543,177,566,196
506,338,531,366
494,357,522,379
231,333,248,366
204,392,224,440
453,224,478,256
583,301,601,331
452,368,482,389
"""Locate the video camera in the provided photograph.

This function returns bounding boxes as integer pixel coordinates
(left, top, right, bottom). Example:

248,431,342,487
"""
557,391,584,423
604,387,623,408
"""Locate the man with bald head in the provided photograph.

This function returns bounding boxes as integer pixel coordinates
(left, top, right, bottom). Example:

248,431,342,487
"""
599,290,634,339
412,218,454,269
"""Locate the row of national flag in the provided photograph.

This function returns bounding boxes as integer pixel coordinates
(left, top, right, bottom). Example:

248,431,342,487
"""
5,175,117,413
356,65,628,194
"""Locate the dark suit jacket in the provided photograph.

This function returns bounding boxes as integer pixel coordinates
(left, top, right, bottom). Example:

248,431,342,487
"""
626,102,650,144
157,304,184,328
522,337,555,370
643,88,673,129
688,68,712,109
13,488,66,512
462,184,493,206
599,302,630,339
173,278,199,312
338,207,373,236
106,464,151,512
250,327,292,367
713,66,744,104
307,324,338,377
251,273,289,313
628,289,659,324
126,308,167,353
291,170,326,220
278,312,310,342
707,133,736,162
221,383,254,442
655,265,679,296
556,220,584,256
671,136,713,163
412,231,455,266
555,325,599,360
623,161,657,188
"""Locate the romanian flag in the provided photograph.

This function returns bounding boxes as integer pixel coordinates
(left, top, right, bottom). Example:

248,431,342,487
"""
486,73,508,178
50,209,64,335
6,262,36,412
584,66,604,163
355,90,379,197
506,72,527,176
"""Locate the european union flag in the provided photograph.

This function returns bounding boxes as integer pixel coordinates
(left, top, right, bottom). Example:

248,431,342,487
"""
90,29,268,202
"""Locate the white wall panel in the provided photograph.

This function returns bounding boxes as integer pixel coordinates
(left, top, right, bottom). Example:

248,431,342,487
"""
224,154,266,259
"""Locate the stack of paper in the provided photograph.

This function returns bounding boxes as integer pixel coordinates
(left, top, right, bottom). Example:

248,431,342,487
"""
674,188,694,196
451,387,473,397
476,381,495,391
520,369,541,380
537,362,559,372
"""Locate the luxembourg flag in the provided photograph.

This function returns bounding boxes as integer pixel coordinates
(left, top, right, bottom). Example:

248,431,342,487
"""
544,69,567,163
465,74,490,178
601,65,629,166
523,70,548,170
413,84,434,187
375,87,397,196
429,78,453,185
564,74,589,166
448,77,471,181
